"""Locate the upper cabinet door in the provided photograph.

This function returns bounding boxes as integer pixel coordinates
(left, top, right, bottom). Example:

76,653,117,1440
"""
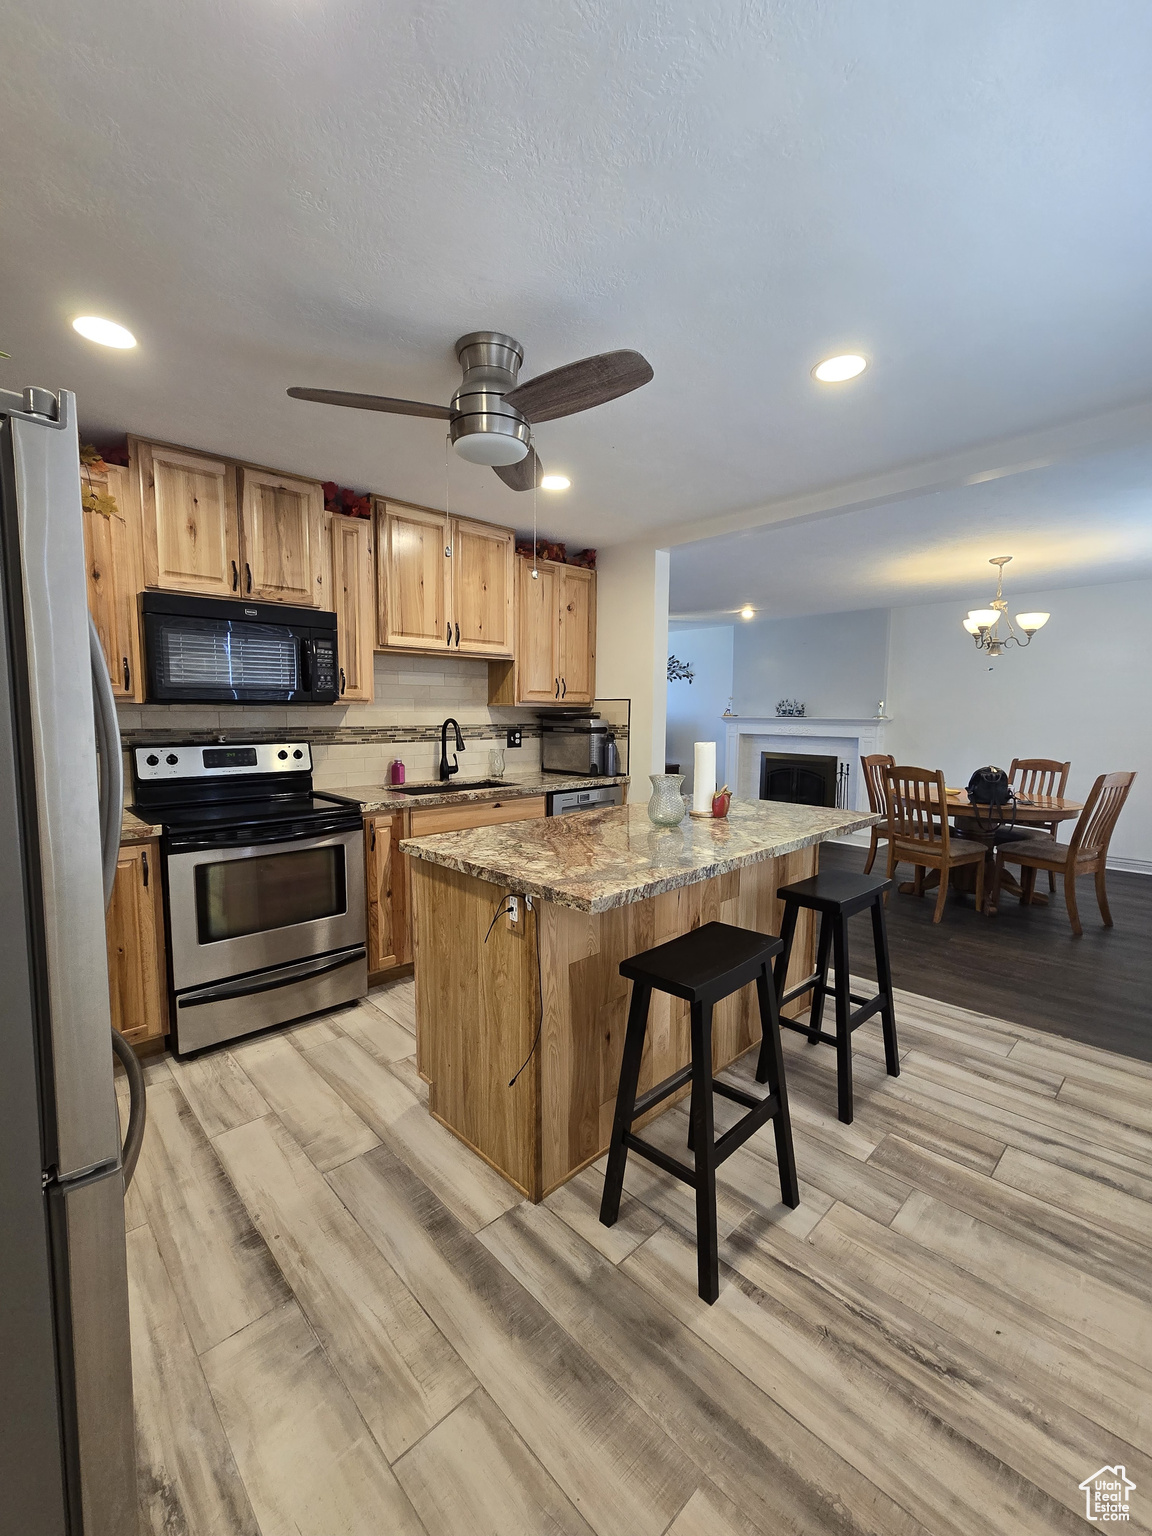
83,464,145,701
136,441,240,597
514,557,561,702
239,468,325,607
449,518,515,658
557,564,596,704
330,514,374,701
378,502,450,651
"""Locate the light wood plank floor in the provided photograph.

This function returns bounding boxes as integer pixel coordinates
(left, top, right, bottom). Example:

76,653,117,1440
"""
120,977,1152,1536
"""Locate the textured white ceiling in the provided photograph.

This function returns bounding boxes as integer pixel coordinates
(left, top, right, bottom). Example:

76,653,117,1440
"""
669,442,1152,618
4,1,1152,550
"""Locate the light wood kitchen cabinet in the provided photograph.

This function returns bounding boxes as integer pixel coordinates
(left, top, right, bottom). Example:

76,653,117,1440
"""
83,463,145,701
376,501,449,651
106,841,168,1047
408,795,546,837
556,563,596,704
365,813,411,973
133,439,241,598
375,499,516,658
450,517,515,657
329,514,375,701
488,557,596,706
239,466,325,606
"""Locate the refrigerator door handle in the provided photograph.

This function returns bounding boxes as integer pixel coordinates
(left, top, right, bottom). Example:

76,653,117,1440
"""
88,614,123,909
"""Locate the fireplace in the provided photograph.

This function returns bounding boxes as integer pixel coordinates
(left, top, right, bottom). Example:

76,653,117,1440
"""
759,751,840,808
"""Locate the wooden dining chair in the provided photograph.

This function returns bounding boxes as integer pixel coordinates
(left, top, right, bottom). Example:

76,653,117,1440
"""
860,754,895,874
1009,757,1071,891
884,765,989,923
991,771,1136,936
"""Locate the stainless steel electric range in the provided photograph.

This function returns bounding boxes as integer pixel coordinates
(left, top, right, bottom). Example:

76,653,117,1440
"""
132,741,367,1054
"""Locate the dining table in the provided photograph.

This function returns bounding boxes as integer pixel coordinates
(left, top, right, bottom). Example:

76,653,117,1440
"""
895,788,1084,910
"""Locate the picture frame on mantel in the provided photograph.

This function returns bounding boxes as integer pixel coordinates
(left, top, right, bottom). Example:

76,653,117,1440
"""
723,715,889,813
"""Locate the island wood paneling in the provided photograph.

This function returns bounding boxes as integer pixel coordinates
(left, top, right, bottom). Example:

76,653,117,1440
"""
411,845,816,1200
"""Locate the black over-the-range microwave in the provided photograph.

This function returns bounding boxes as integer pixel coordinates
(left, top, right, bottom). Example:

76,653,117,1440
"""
141,592,341,704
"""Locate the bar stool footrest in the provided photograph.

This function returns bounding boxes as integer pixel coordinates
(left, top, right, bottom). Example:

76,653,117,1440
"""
623,1132,696,1186
631,1064,693,1120
780,973,822,1007
714,1093,781,1165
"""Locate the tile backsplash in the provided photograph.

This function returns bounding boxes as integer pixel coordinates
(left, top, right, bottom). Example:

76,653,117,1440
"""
117,652,543,787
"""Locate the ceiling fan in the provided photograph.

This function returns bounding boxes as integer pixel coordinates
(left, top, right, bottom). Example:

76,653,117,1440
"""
287,331,653,491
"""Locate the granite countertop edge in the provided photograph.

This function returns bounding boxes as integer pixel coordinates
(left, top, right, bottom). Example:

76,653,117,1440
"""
340,773,629,812
121,809,162,842
402,808,880,913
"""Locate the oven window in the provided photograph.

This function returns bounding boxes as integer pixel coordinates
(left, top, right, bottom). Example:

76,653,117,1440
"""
195,846,346,943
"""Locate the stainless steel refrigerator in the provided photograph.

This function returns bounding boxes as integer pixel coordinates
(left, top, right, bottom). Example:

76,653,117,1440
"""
0,386,139,1534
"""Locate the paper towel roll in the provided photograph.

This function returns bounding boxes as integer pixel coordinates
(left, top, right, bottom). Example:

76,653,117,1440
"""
692,741,717,814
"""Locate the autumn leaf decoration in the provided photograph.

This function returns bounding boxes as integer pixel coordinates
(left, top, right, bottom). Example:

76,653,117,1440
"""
79,442,119,517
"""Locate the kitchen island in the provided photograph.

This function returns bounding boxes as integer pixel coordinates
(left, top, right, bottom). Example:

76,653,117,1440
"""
402,798,877,1199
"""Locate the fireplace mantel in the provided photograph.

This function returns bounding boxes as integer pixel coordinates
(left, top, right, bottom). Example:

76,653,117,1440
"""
723,716,889,812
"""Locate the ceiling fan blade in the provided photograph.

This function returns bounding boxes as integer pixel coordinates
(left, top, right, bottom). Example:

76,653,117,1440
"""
287,387,452,420
503,349,653,423
493,448,543,492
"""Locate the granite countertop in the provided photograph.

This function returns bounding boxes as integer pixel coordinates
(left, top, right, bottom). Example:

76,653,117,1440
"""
401,798,879,913
121,808,162,842
339,773,629,813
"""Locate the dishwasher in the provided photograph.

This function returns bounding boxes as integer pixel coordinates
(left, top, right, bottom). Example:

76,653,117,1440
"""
547,783,625,816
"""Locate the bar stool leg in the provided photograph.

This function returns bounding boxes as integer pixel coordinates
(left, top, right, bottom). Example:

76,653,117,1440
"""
870,897,900,1079
754,963,800,1208
831,915,854,1124
758,899,798,1084
689,999,719,1303
807,912,834,1045
600,982,652,1228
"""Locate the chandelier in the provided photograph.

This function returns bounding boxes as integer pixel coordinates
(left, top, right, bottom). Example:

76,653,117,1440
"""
963,556,1049,656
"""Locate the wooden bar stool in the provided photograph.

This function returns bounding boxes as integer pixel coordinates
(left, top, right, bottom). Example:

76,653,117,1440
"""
765,871,899,1125
600,921,799,1304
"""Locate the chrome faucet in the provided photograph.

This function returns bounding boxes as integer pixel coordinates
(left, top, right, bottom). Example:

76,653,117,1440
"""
439,717,465,781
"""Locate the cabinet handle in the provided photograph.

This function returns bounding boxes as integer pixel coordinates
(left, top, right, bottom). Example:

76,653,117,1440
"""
447,622,452,647
141,850,149,888
245,562,253,593
561,677,567,698
370,824,376,852
555,677,560,698
340,667,346,696
454,621,460,647
231,560,239,591
122,656,130,691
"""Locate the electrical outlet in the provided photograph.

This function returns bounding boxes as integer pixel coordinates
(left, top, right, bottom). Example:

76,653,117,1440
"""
506,894,521,930
506,728,522,749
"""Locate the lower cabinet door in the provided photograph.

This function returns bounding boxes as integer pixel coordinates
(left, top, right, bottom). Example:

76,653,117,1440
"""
365,813,411,973
106,842,169,1046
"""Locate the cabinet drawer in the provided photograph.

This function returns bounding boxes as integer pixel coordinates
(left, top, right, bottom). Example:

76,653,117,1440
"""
409,795,547,838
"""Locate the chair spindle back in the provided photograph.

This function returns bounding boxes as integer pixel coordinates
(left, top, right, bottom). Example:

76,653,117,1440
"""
1009,757,1071,799
884,766,951,854
1068,771,1137,860
861,753,895,817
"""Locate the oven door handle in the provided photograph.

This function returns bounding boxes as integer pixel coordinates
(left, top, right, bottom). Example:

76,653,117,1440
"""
176,947,367,1009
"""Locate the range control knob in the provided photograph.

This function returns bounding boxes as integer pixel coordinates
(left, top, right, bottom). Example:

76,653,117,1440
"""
145,753,159,766
165,753,179,765
292,749,304,759
277,749,288,760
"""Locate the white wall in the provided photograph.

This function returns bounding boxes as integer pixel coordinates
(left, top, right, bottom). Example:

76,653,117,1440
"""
666,625,734,792
885,577,1152,868
733,608,890,719
596,542,670,781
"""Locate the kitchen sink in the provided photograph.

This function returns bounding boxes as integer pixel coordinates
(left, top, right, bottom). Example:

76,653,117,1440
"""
394,779,509,796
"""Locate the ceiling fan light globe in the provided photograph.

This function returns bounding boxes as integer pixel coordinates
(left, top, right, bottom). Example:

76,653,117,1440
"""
1015,612,1049,633
452,432,530,467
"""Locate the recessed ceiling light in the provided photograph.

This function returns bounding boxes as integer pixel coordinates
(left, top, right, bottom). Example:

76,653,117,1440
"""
740,605,755,620
812,353,867,383
72,316,136,349
540,474,570,491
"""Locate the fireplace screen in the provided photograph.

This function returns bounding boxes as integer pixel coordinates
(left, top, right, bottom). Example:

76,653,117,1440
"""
759,752,847,808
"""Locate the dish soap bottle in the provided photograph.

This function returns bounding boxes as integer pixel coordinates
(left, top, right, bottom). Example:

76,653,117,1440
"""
389,758,406,786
